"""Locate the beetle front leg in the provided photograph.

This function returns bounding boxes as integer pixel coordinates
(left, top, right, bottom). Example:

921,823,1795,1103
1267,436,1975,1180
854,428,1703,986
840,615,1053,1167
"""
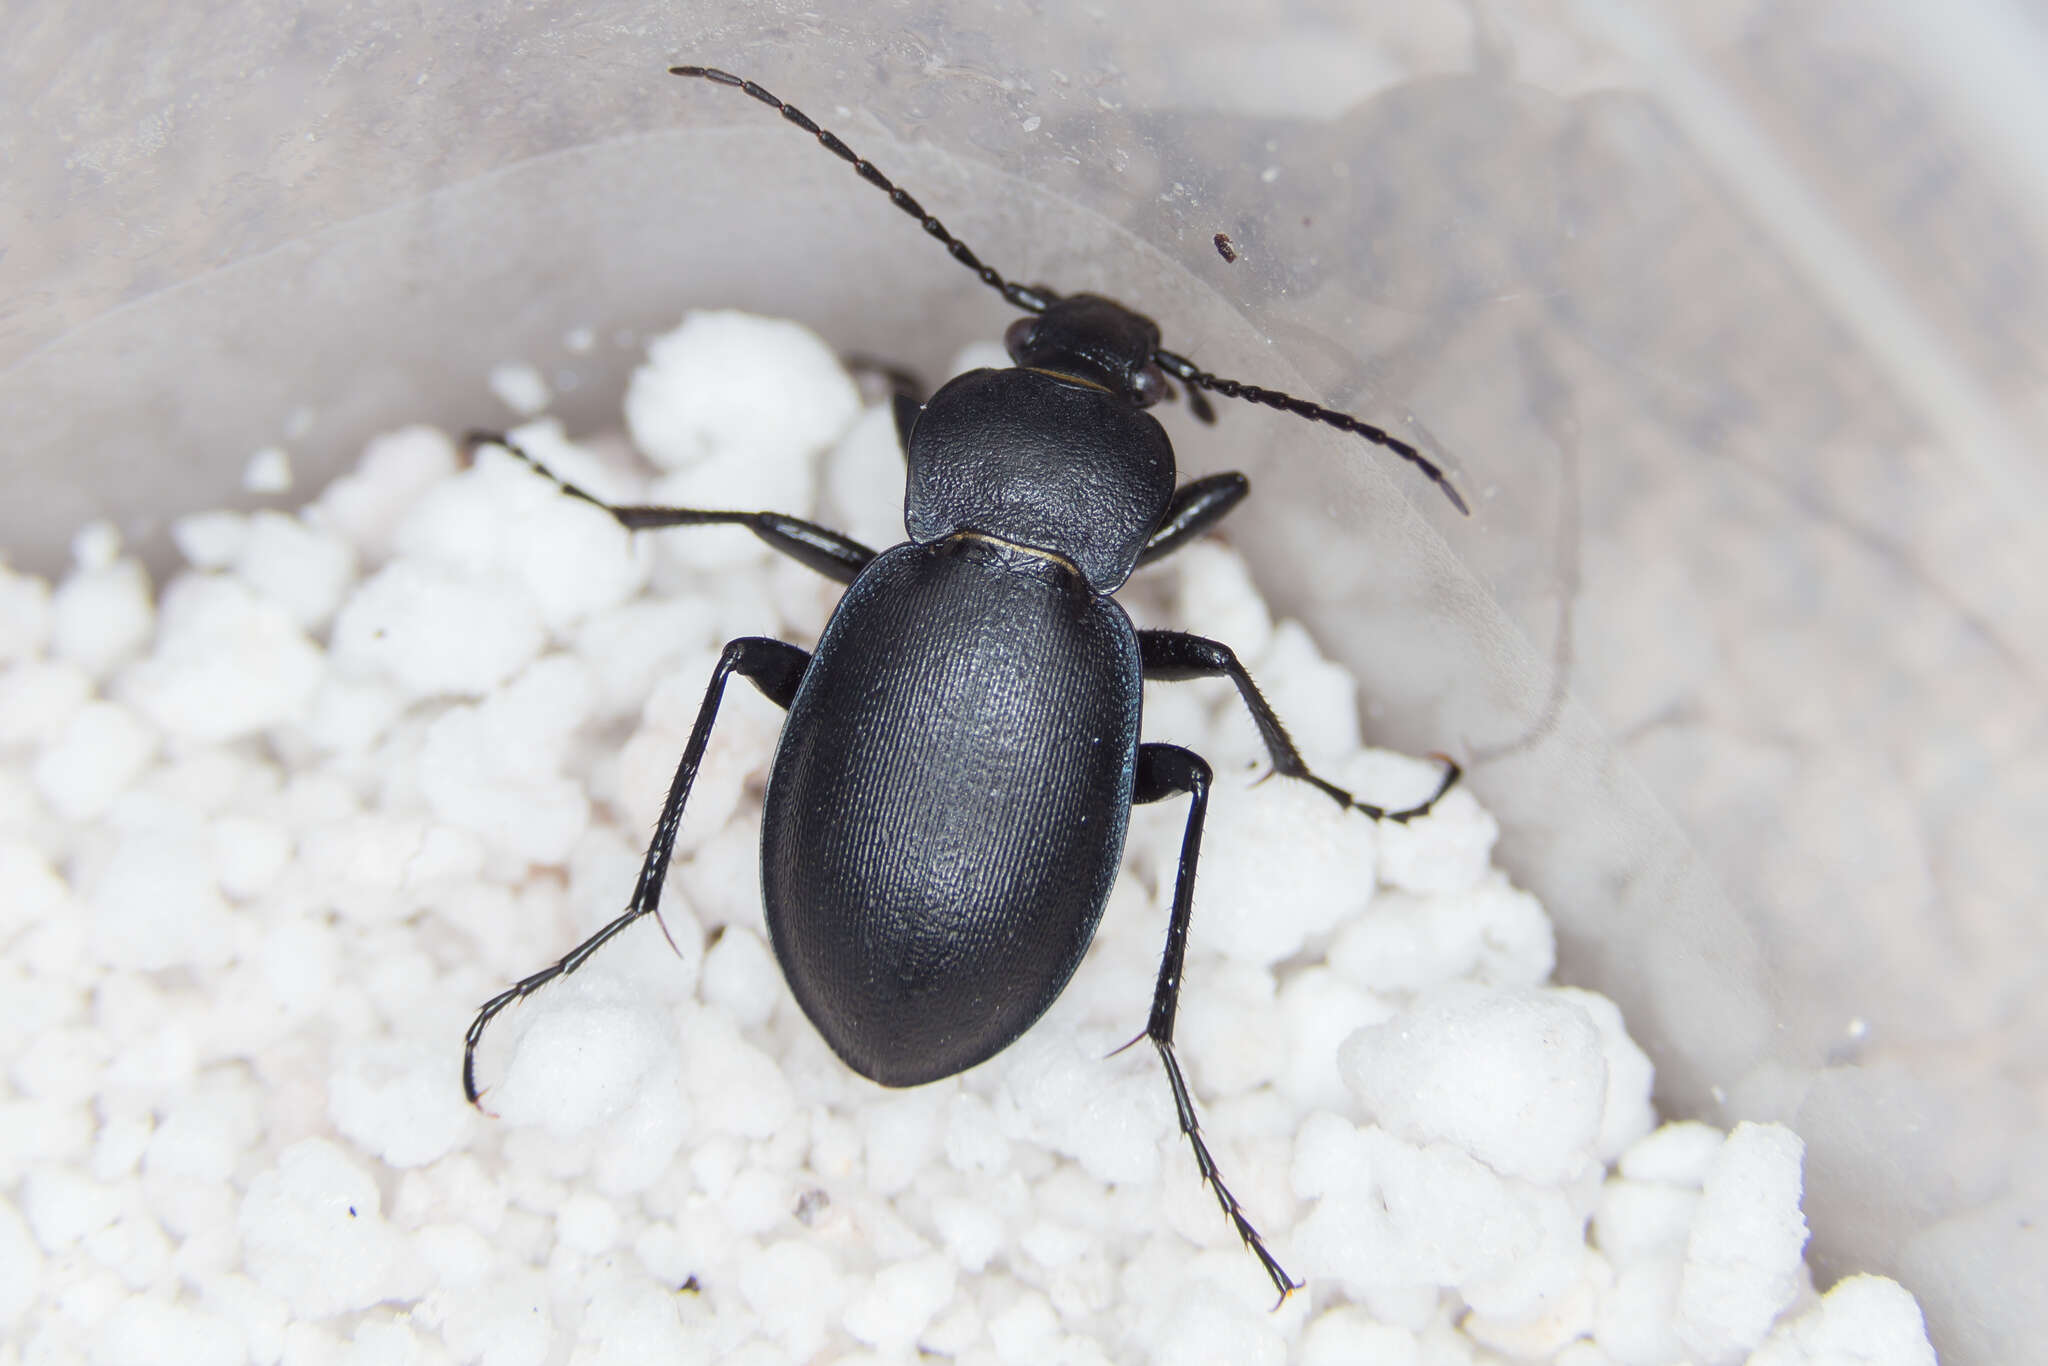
1138,629,1458,823
467,431,878,584
462,635,811,1103
1133,473,1248,569
1132,742,1298,1306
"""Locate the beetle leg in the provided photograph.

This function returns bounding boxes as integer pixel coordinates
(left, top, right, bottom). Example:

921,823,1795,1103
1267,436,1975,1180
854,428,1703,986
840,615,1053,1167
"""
463,636,811,1104
1132,742,1298,1306
1138,629,1459,822
467,431,878,584
1132,473,1250,569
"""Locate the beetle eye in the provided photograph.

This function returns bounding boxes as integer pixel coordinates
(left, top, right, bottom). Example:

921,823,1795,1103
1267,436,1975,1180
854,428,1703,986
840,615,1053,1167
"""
1004,317,1038,362
1132,363,1169,407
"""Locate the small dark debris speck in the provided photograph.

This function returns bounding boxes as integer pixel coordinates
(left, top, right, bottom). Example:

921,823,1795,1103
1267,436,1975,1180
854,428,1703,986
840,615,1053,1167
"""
1213,232,1237,263
680,1275,701,1294
794,1188,831,1226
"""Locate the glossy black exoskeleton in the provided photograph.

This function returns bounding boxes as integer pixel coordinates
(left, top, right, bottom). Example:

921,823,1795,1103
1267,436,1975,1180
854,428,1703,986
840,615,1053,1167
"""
463,66,1466,1303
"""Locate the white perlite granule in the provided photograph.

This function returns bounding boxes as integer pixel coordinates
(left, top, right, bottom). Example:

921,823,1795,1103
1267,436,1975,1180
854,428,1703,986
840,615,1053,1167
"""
0,310,1937,1365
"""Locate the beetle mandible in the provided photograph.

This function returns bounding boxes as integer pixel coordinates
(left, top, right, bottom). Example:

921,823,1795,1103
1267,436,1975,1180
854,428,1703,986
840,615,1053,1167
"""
462,64,1468,1302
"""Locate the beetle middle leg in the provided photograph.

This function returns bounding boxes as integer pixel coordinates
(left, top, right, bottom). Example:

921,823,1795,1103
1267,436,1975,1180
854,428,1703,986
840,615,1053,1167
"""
467,431,878,584
1132,741,1298,1304
462,635,811,1103
1139,629,1459,823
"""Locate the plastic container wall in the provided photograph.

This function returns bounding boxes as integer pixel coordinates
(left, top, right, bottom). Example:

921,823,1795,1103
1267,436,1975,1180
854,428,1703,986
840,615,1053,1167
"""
8,2,2043,1359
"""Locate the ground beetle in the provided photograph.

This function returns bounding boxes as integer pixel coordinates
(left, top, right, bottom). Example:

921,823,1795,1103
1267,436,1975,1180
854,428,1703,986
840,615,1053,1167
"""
463,65,1468,1302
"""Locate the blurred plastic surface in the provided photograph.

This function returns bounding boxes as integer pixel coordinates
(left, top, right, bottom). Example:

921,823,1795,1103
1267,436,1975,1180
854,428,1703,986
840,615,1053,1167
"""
6,2,2044,1359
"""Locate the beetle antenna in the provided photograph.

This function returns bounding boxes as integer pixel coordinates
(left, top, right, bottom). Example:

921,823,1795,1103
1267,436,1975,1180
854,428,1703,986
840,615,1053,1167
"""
1154,348,1470,515
672,66,1055,315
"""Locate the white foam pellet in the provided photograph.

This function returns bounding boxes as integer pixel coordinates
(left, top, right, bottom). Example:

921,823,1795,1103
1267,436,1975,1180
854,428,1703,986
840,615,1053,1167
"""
120,574,324,743
0,658,88,747
415,656,593,865
1552,987,1657,1162
824,403,912,553
1618,1121,1727,1187
572,1275,699,1366
1327,876,1556,996
1291,1114,1579,1310
51,555,153,678
208,814,292,900
931,1196,1006,1274
92,1111,153,1183
994,1028,1167,1187
554,1193,623,1254
1359,763,1498,895
859,1087,948,1198
0,842,77,943
1301,1305,1420,1366
1595,1253,1686,1366
572,595,718,720
331,560,546,698
84,1209,174,1290
680,1006,796,1141
1465,1251,1611,1359
190,1277,285,1366
1594,1178,1700,1267
244,446,294,493
1175,541,1274,664
1339,983,1608,1184
87,826,237,972
490,362,552,417
328,1040,478,1169
393,447,648,632
13,1025,110,1105
239,1139,405,1317
1746,1272,1936,1366
309,425,461,561
739,1238,847,1361
626,311,861,475
698,925,784,1028
1276,967,1395,1112
430,1268,551,1366
716,1166,790,1235
1148,1283,1288,1366
21,1163,124,1252
943,1092,1014,1178
146,1078,263,1186
234,510,358,629
589,1074,692,1198
172,509,253,569
843,1254,958,1354
486,972,679,1141
93,1295,244,1366
946,339,1013,376
74,519,124,569
1675,1122,1810,1360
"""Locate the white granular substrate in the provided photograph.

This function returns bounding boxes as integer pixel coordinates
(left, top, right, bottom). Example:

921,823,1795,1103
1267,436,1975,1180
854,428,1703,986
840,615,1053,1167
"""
0,310,1938,1366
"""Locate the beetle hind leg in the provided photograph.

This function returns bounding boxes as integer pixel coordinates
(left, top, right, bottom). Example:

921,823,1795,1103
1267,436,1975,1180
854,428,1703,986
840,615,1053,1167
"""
462,636,811,1104
1132,742,1301,1307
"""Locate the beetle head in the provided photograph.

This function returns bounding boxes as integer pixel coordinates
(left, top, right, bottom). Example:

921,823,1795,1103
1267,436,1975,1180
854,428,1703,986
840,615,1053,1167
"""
1004,295,1172,409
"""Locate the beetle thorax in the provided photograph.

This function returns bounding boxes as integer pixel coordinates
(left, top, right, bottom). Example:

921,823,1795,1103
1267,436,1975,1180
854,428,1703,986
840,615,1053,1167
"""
903,367,1177,593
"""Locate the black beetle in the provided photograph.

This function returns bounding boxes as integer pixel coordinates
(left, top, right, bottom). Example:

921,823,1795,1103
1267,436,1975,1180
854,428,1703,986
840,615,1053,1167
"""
463,65,1466,1302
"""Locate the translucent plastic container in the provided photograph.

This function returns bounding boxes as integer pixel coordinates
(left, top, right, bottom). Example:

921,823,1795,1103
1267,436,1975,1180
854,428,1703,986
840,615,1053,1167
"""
9,4,2043,1360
